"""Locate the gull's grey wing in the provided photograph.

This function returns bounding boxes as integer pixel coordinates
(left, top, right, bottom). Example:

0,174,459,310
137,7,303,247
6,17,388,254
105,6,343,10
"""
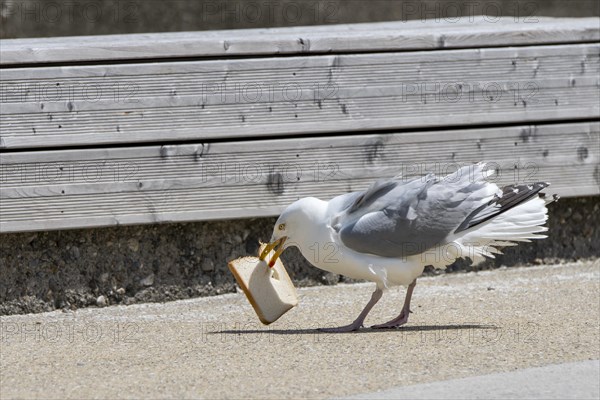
332,164,500,257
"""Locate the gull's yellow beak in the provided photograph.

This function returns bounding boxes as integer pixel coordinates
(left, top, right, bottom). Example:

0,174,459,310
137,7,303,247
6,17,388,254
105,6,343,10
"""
259,236,287,268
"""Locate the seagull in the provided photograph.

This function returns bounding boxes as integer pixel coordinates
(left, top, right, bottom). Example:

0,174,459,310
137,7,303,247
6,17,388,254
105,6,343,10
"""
261,163,558,332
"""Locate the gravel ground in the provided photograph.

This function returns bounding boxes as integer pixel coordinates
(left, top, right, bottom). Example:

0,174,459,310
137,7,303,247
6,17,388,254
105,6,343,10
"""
1,197,598,315
1,260,598,399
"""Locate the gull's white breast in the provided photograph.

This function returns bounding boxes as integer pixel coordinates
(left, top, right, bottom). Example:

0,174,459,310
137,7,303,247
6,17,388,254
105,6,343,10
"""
294,218,426,289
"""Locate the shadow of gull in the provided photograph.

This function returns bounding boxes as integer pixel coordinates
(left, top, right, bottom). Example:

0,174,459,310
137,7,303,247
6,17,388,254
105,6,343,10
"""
212,324,495,335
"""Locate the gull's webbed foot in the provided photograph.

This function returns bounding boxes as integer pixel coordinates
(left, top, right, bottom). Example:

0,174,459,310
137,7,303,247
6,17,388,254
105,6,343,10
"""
371,310,410,329
319,322,363,333
319,287,384,333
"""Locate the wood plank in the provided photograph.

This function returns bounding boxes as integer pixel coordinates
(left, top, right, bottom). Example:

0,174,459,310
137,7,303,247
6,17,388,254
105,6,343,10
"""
2,44,598,149
1,122,597,233
1,17,598,65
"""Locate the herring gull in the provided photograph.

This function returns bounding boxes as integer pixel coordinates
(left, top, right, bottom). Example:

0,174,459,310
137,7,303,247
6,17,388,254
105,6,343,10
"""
261,163,558,332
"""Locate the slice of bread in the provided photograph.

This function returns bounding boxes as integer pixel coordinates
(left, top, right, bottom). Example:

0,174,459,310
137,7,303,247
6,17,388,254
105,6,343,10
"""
228,245,298,325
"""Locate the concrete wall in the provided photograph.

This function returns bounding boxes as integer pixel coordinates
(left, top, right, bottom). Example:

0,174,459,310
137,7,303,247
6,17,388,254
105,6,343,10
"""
1,197,598,315
2,0,599,39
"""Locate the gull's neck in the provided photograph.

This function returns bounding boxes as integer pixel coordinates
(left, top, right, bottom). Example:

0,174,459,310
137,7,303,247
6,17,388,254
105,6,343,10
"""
291,198,333,263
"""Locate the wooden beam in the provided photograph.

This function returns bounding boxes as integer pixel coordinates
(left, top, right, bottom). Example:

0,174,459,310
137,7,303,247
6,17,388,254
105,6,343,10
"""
1,17,598,65
1,122,597,233
2,43,598,149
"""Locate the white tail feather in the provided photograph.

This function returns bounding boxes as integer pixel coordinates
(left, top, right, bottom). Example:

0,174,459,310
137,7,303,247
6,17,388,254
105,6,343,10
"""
445,195,549,266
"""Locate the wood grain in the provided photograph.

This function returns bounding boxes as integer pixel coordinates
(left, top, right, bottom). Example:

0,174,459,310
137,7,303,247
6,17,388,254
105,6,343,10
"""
1,122,597,233
1,17,598,65
2,43,598,149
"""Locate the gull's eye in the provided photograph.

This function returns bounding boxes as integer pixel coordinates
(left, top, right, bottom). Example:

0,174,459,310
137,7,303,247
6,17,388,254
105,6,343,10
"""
278,223,286,231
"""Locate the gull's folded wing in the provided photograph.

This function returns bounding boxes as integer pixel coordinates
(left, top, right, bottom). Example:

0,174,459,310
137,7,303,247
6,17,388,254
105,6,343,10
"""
332,164,500,258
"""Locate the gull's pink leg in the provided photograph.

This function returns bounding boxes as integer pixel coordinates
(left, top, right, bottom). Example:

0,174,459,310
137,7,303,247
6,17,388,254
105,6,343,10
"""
319,287,383,333
372,279,417,329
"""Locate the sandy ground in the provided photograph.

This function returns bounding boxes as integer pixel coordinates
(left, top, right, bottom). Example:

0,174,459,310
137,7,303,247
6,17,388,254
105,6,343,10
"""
1,260,599,399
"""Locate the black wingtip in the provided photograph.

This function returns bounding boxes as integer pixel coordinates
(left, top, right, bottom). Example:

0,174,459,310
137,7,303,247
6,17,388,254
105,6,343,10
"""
455,181,552,234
